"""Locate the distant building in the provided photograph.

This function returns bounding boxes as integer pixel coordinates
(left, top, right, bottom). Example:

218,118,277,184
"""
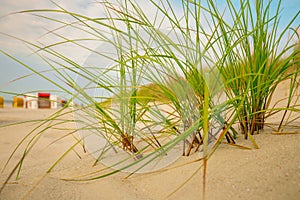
0,96,3,108
60,99,67,107
24,93,38,109
24,93,58,109
13,97,24,108
38,93,51,109
50,94,58,109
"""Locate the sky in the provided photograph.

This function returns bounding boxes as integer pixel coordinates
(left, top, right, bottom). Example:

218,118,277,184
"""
0,0,299,100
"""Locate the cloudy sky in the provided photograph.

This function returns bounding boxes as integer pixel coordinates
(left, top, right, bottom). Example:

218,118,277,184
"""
0,0,105,99
0,0,299,100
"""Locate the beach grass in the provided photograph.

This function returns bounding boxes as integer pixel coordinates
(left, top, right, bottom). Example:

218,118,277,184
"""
0,0,299,199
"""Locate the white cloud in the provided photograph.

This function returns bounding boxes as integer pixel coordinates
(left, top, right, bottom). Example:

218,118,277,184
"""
0,0,186,66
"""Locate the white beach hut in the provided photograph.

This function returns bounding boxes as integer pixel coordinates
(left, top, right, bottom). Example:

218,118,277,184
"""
24,93,38,109
50,94,58,109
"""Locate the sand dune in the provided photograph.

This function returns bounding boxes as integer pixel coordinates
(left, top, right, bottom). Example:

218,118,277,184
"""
0,83,299,200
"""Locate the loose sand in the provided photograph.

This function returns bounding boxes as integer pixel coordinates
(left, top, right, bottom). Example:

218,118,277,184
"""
0,81,299,200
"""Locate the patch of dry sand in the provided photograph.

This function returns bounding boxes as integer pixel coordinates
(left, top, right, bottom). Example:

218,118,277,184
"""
0,81,299,200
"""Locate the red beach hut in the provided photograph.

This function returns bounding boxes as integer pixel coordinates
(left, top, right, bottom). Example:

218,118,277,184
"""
38,93,51,109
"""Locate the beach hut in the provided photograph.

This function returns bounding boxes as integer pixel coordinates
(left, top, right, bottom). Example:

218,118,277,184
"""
38,93,51,109
61,99,67,107
0,96,4,108
50,94,58,109
24,94,38,109
13,97,24,108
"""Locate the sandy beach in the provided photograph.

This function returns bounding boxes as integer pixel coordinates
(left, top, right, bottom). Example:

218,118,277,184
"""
0,82,300,200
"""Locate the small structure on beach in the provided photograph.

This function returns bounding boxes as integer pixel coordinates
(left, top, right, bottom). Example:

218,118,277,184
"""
60,99,67,107
50,94,58,109
24,93,58,109
38,93,51,109
0,96,3,108
24,94,38,109
13,97,24,108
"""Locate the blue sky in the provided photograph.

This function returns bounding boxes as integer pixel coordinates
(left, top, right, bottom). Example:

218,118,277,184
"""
0,0,299,100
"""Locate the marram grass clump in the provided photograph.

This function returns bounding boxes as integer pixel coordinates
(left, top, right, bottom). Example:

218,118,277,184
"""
0,0,299,199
